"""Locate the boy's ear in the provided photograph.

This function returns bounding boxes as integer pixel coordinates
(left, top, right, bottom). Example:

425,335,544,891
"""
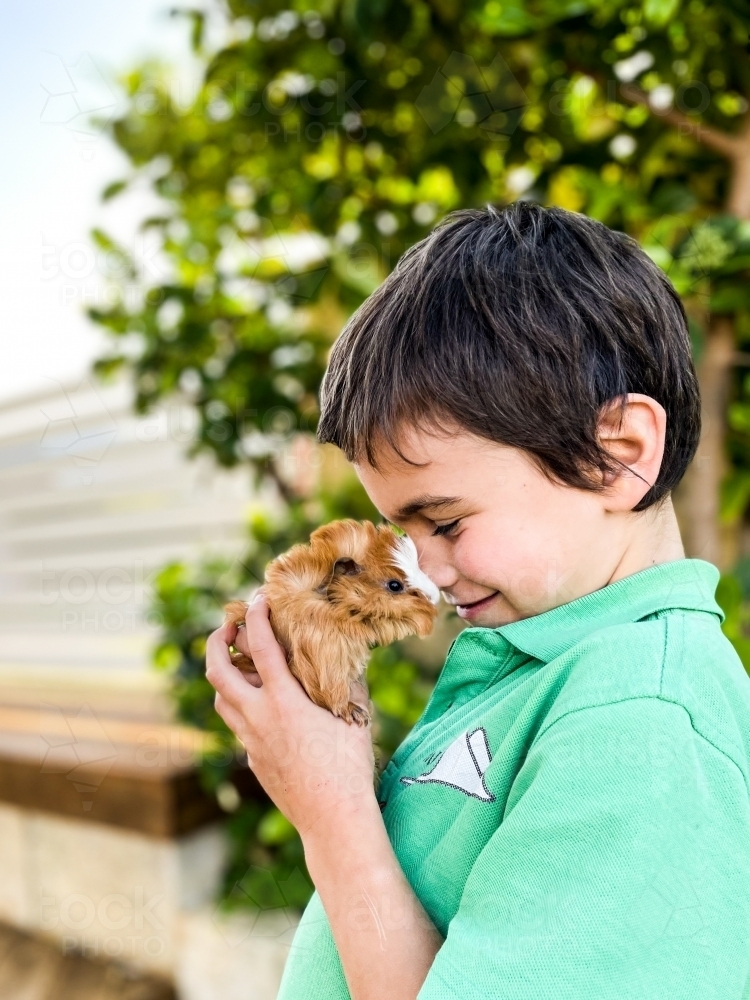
597,393,667,510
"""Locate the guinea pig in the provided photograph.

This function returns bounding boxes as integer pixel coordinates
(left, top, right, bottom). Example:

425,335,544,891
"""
224,519,439,727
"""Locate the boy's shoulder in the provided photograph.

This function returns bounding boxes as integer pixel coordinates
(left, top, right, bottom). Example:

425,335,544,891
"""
540,609,750,784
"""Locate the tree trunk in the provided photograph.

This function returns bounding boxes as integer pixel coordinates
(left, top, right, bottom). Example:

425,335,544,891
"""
680,314,736,567
727,137,750,219
679,134,750,569
613,89,750,569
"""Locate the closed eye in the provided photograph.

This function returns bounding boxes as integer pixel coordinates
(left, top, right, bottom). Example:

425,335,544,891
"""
432,519,460,537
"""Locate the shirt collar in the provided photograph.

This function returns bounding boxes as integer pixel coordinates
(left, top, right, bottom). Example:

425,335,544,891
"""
496,558,724,664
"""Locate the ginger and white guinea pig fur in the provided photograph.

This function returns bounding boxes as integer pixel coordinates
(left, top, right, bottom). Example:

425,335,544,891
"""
224,519,439,727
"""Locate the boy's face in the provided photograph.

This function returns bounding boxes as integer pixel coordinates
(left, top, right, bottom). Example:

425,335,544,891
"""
354,424,635,628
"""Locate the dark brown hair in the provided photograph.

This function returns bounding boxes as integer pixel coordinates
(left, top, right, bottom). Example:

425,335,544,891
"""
317,202,701,510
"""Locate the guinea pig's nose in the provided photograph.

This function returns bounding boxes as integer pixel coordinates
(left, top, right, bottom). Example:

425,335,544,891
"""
405,580,441,605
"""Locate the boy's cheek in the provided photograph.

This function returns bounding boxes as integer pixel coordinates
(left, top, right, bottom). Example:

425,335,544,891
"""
449,501,595,615
457,536,569,616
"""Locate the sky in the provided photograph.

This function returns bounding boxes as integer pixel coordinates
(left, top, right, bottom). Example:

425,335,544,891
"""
0,1,201,404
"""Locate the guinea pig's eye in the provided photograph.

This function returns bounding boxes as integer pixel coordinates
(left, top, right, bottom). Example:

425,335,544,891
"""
387,579,404,593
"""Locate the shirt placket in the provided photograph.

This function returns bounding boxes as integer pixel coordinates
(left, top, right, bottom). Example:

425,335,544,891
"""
377,629,520,802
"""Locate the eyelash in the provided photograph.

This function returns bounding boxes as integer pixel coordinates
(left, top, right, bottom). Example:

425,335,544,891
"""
432,519,460,537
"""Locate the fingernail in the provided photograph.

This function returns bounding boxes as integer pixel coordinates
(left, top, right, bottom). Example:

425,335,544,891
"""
251,590,264,605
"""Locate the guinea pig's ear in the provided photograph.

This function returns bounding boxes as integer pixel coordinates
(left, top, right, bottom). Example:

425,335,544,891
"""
316,556,362,597
333,558,362,577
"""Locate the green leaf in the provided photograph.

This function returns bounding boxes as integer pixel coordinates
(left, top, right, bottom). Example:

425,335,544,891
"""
643,0,682,27
90,228,116,252
256,808,297,845
710,286,750,313
102,180,128,201
720,469,750,524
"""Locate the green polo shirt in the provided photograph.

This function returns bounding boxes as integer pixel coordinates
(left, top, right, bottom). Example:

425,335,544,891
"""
278,558,750,999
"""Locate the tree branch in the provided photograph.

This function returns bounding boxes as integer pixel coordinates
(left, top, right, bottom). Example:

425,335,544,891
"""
619,82,750,159
262,454,296,506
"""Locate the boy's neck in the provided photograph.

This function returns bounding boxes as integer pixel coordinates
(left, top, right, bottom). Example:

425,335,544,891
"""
606,496,686,587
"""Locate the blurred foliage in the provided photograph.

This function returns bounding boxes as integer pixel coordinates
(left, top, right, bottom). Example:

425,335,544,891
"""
716,568,750,667
91,0,750,468
92,0,750,908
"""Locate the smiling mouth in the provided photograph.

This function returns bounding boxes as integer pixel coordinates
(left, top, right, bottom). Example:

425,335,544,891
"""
451,591,500,619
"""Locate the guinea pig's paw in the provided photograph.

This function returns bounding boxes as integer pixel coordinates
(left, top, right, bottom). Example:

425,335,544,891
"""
341,701,372,728
230,650,255,672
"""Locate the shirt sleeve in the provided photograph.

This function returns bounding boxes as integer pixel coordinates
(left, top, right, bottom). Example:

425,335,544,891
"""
417,697,750,1000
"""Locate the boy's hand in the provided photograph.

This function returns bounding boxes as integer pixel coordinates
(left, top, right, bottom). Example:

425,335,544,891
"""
207,592,442,999
205,592,377,841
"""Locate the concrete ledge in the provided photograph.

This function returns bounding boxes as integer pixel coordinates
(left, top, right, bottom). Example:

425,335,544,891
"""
176,908,298,1000
0,920,176,1000
0,700,297,997
0,802,298,993
0,804,228,973
0,705,260,837
0,753,225,837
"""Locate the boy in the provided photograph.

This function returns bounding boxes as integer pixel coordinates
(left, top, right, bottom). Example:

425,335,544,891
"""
206,203,750,999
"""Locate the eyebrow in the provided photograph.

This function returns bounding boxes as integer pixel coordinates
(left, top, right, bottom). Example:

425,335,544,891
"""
393,494,463,520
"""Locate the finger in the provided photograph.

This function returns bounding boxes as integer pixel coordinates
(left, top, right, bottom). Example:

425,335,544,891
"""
243,593,294,688
214,619,239,645
214,692,248,738
205,626,260,707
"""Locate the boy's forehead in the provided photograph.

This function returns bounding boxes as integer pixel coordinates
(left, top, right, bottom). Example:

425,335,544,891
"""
355,464,464,523
358,424,515,477
355,425,451,483
353,428,516,519
353,428,496,521
353,435,455,518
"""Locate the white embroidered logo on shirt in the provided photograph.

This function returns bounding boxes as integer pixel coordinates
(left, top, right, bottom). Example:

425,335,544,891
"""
400,727,495,802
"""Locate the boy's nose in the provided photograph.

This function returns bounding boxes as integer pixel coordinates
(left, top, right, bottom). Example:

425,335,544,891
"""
416,550,460,592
